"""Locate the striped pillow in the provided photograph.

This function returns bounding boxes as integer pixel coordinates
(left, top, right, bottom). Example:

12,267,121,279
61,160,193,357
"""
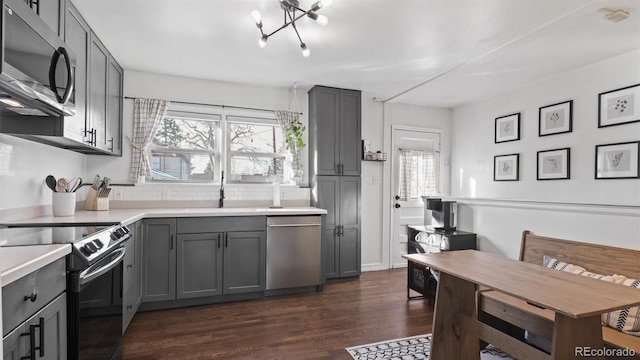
543,255,640,336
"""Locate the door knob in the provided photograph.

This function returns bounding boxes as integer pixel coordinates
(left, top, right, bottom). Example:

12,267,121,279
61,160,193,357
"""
395,195,400,200
395,204,401,208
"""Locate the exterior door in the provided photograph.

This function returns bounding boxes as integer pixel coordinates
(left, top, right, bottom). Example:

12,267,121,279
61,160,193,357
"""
390,128,441,268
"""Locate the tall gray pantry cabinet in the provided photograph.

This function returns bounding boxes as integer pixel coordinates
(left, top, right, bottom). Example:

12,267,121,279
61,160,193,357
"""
308,86,362,280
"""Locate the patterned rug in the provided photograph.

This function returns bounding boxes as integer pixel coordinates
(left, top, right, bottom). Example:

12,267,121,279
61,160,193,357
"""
345,334,516,360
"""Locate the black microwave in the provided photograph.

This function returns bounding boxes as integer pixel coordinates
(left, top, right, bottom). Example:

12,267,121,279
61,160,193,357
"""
0,0,75,117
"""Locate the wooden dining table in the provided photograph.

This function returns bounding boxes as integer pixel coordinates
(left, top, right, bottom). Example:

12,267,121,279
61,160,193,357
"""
403,250,640,360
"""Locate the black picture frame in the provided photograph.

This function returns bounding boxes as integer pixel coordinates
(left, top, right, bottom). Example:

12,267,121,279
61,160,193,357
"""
537,148,570,180
595,141,640,179
539,100,573,136
598,84,640,128
494,113,520,143
494,154,519,181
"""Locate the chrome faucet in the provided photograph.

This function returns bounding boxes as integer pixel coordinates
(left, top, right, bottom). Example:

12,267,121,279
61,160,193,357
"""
219,171,225,208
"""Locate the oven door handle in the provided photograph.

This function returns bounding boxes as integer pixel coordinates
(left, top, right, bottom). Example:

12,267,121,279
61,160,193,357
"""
78,247,125,286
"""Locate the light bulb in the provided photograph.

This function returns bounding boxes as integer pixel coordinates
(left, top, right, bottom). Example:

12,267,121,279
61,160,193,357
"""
251,10,262,25
301,43,310,57
321,0,333,7
316,14,329,26
258,34,268,48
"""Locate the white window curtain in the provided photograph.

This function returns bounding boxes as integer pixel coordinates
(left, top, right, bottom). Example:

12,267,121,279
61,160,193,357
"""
398,149,439,201
129,98,170,180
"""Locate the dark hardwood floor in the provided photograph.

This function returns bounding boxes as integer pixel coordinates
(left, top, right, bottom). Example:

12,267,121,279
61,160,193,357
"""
123,269,434,359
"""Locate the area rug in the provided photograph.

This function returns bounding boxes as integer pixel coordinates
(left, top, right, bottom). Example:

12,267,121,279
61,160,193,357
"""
345,334,516,360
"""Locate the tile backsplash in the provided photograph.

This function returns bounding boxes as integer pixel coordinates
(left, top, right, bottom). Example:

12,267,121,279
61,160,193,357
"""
110,183,310,203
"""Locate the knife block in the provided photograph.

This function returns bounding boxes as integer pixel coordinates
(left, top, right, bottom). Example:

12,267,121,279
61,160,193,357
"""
85,188,109,211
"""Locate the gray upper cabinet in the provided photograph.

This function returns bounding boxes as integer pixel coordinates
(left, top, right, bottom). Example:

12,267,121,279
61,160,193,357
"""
107,58,123,155
88,31,109,151
25,0,64,37
63,1,89,145
141,218,177,303
176,232,223,299
308,86,362,176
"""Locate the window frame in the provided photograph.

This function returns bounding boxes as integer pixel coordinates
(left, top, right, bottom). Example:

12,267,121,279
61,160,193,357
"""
225,115,288,184
147,105,290,184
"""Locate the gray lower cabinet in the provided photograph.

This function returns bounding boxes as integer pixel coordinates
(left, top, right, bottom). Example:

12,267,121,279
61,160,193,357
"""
2,258,67,360
141,218,177,303
315,176,361,279
176,232,223,299
142,217,266,305
223,231,266,294
123,220,143,333
3,293,67,360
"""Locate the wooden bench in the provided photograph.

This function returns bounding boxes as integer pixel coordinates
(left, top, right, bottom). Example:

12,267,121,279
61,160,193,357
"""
477,230,640,358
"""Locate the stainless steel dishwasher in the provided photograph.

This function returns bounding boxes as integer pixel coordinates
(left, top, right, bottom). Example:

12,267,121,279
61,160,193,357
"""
266,215,322,290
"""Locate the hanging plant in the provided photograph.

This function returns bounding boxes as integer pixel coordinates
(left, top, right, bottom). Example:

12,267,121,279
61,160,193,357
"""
284,117,306,151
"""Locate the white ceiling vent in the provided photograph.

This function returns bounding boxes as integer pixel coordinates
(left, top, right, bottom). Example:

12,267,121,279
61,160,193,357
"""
599,8,630,22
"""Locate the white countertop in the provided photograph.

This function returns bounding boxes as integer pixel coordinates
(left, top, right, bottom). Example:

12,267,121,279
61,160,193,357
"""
4,207,327,227
1,244,71,286
0,207,325,285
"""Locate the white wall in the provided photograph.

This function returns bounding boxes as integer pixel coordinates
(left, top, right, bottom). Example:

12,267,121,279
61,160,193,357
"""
451,50,640,259
0,134,87,218
366,103,452,271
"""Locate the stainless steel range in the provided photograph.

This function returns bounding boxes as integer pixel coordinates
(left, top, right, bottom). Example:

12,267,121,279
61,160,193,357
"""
1,224,131,360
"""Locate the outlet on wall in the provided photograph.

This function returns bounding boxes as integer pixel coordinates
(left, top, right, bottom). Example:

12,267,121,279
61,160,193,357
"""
113,188,123,200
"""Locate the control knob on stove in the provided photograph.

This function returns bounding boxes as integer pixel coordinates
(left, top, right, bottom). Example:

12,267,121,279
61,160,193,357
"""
80,243,97,256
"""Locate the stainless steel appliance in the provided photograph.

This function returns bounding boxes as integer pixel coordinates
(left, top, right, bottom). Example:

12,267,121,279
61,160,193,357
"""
0,0,75,117
266,216,321,291
0,224,131,360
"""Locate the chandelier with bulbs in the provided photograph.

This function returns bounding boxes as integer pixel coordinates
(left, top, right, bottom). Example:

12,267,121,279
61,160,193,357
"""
251,0,333,57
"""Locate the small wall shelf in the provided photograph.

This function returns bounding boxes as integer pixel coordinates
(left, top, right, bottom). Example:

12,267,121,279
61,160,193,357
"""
363,152,387,162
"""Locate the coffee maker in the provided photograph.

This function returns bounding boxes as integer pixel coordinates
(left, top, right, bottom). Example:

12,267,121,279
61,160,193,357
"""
423,197,457,231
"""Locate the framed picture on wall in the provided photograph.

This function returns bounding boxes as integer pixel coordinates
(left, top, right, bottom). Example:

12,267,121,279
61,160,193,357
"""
537,148,570,180
598,84,640,128
494,154,519,181
595,141,640,179
495,113,520,143
539,100,573,136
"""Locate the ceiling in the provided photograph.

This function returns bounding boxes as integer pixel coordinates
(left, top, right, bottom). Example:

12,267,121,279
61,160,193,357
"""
72,0,640,108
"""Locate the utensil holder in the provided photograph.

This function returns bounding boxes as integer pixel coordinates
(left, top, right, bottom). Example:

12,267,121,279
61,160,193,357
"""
84,188,109,211
52,192,76,216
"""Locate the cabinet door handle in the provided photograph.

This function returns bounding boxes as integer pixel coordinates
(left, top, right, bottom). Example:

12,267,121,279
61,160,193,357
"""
23,291,37,302
170,235,174,250
340,163,344,175
37,317,44,357
225,234,228,248
19,317,43,360
217,234,221,249
108,137,114,151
